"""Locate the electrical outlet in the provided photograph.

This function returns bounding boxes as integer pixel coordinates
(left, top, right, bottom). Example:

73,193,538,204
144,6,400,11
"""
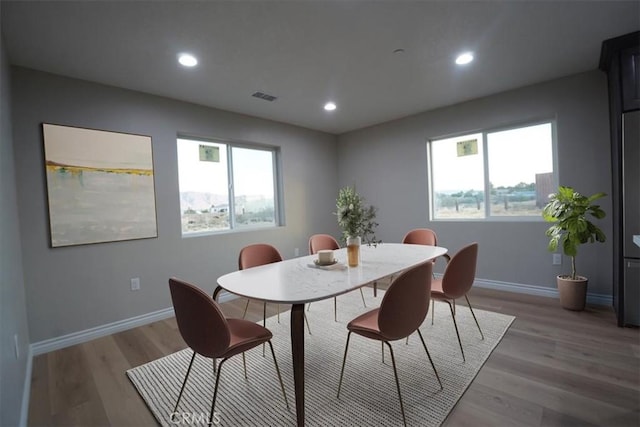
553,254,562,265
14,334,19,359
131,277,140,291
294,247,299,257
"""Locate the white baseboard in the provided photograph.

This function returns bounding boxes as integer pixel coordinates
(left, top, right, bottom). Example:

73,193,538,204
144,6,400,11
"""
28,280,611,358
19,345,33,427
30,307,175,356
30,291,237,356
470,277,612,306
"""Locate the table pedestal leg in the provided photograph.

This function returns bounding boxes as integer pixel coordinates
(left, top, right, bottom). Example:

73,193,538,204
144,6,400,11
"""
291,303,305,426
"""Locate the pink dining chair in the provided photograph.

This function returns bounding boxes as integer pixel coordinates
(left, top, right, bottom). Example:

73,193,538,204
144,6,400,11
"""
308,234,367,321
373,228,450,300
401,228,451,345
430,242,484,362
336,262,442,426
168,278,288,423
239,243,311,335
239,243,282,323
402,228,451,265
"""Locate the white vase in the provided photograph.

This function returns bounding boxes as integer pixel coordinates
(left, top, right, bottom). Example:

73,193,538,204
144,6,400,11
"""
346,236,361,267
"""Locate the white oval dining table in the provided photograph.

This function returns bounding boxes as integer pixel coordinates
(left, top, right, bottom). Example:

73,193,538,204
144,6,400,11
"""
215,243,448,426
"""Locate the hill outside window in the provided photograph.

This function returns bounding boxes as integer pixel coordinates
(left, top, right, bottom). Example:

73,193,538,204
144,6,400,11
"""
177,137,280,235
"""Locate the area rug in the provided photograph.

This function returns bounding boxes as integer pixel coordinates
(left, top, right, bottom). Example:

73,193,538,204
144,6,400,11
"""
127,289,514,426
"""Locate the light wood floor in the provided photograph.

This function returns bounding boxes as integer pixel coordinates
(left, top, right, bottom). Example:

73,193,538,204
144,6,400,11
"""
28,287,640,426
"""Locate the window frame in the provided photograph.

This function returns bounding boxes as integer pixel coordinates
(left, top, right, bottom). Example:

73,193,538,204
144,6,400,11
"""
427,118,558,222
177,135,283,237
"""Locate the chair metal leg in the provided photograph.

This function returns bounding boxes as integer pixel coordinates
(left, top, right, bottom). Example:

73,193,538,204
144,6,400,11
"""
431,299,435,325
263,303,267,357
173,351,196,412
336,332,352,398
417,329,443,389
267,340,290,409
359,288,367,307
277,304,280,323
307,302,311,311
212,344,289,418
465,294,484,340
304,312,312,335
242,299,250,319
242,352,247,379
385,342,407,427
445,300,465,361
334,297,337,322
381,340,385,364
210,357,229,424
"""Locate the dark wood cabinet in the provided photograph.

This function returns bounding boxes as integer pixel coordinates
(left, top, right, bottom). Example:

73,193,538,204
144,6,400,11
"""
600,31,640,327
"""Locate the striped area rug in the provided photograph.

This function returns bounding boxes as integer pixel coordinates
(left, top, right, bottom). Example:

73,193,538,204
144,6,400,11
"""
127,289,514,426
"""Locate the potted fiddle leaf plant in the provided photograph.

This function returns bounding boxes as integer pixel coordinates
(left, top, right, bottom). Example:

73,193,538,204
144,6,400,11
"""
542,186,606,311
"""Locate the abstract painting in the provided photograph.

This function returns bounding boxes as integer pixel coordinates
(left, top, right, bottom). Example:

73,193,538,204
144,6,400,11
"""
42,123,158,247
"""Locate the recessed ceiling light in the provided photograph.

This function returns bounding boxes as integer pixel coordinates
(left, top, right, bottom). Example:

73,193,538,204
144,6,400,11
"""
178,53,198,67
455,52,474,65
324,102,337,111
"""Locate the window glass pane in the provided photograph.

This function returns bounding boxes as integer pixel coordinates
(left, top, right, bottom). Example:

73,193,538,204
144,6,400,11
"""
430,133,485,219
177,139,230,233
487,123,553,216
232,147,276,228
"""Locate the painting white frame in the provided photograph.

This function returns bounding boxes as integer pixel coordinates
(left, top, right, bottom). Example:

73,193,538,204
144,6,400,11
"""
42,123,158,247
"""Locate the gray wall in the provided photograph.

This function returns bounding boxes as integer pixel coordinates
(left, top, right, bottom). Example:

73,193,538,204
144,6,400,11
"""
0,23,31,427
337,70,613,295
6,61,614,345
11,67,339,343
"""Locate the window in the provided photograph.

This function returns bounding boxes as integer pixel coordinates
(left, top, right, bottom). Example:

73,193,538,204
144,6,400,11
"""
177,137,280,235
428,121,556,220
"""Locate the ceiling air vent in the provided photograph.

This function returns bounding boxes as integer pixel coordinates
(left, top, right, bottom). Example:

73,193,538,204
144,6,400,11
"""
252,91,278,102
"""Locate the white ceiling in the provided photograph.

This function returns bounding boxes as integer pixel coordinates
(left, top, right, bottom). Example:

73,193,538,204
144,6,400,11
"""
2,1,639,134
